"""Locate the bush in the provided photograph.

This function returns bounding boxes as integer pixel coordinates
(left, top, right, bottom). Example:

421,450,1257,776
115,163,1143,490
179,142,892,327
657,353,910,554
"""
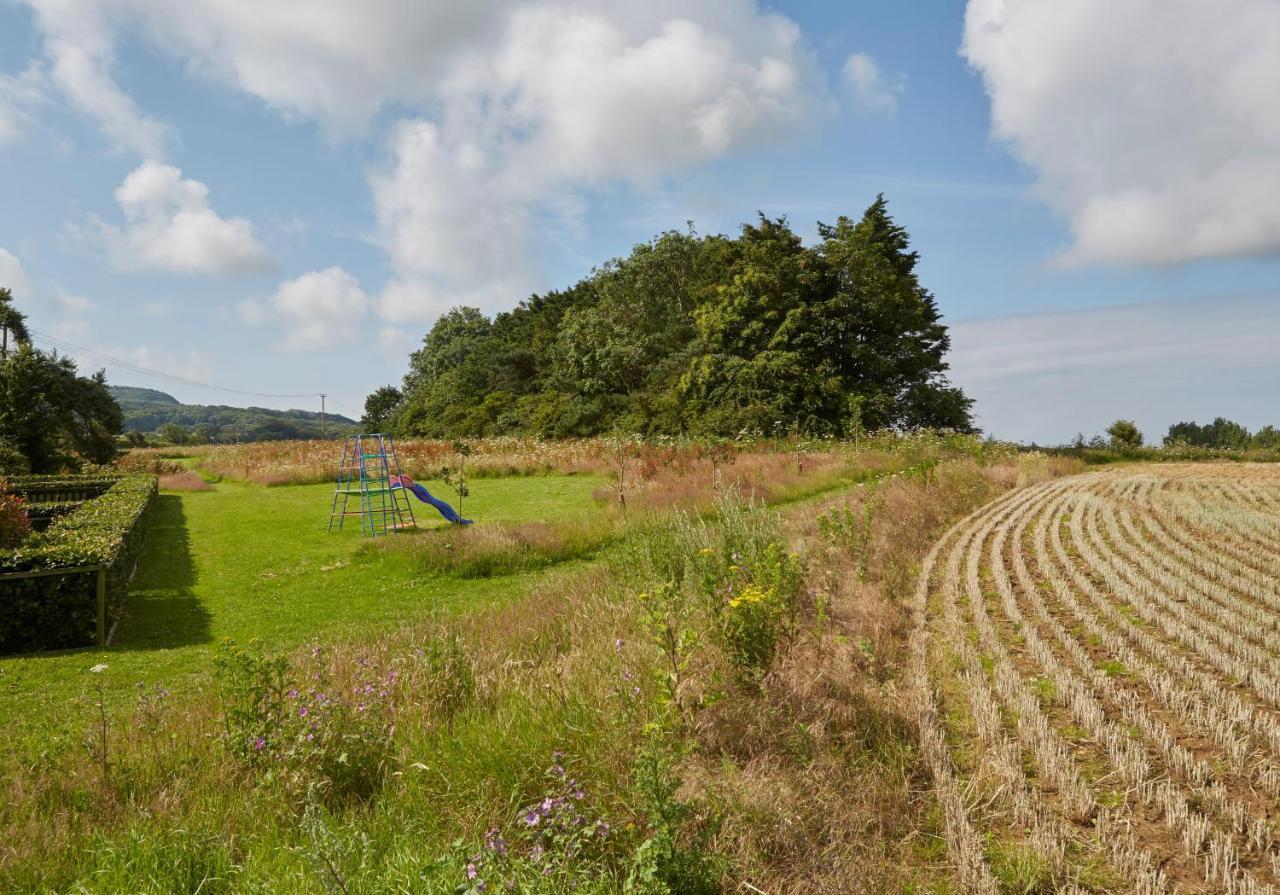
0,474,156,653
0,488,30,548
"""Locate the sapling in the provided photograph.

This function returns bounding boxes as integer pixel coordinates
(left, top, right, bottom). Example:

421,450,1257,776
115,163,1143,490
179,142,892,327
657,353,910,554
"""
441,440,472,520
608,433,641,512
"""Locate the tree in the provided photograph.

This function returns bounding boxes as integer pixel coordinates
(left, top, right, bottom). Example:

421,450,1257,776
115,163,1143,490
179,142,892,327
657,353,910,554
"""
0,344,122,472
1252,426,1280,450
815,195,973,432
362,385,403,432
0,287,30,360
1106,419,1143,450
680,215,844,435
160,423,190,446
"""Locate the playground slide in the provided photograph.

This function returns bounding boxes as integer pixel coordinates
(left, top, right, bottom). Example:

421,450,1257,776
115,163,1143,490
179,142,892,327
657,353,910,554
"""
390,474,473,525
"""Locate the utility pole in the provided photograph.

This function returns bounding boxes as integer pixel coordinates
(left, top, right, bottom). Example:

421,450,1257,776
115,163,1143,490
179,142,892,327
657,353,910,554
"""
320,393,327,439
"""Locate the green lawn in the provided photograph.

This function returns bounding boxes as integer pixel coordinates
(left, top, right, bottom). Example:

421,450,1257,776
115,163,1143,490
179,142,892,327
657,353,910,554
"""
0,474,606,737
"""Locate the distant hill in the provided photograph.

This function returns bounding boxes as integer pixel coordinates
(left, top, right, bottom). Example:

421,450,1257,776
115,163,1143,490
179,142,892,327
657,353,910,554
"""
111,385,182,406
110,387,358,443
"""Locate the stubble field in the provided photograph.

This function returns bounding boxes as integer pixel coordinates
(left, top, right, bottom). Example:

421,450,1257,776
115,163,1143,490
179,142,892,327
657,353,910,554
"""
914,463,1280,894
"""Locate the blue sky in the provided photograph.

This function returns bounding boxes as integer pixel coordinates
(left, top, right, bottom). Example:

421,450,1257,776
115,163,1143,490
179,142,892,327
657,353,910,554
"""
1,0,1277,442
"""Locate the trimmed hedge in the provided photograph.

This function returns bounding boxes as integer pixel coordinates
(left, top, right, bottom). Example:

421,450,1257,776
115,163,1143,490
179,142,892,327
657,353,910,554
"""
0,475,157,653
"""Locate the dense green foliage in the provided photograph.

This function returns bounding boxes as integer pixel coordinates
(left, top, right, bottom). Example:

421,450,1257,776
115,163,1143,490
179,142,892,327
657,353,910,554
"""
0,475,156,653
110,386,357,443
0,292,124,473
1165,416,1280,450
379,198,973,438
1105,418,1143,449
362,385,403,431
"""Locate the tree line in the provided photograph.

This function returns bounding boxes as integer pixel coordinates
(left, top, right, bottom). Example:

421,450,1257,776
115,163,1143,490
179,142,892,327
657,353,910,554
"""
364,197,974,438
1164,417,1280,450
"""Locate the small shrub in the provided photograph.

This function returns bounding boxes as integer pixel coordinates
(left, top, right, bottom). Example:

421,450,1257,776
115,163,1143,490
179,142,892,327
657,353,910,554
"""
0,487,31,548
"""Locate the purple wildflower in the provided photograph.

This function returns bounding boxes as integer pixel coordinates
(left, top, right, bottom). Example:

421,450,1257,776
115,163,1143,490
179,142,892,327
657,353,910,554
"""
614,638,623,653
298,706,308,718
466,863,478,880
523,809,540,827
286,688,298,700
252,736,266,752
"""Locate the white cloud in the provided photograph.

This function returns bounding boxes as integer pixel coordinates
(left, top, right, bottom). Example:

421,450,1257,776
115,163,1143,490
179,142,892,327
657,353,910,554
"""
93,161,273,275
370,4,823,317
270,267,369,351
0,64,46,145
24,2,168,156
841,52,902,115
963,0,1280,266
948,293,1280,444
20,1,825,316
0,248,30,299
50,289,94,313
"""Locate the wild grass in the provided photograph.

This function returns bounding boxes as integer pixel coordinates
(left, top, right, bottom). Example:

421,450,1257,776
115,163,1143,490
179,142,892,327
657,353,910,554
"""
370,516,626,577
157,470,214,491
1,437,1079,892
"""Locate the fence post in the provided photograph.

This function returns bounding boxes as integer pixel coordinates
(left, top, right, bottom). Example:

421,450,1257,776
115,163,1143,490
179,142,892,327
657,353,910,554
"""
96,568,107,647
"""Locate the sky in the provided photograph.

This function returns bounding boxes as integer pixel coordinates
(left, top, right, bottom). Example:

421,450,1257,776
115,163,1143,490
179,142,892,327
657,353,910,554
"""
0,0,1277,443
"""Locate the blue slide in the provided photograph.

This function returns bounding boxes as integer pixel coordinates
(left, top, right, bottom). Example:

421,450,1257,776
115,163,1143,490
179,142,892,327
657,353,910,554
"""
390,474,473,525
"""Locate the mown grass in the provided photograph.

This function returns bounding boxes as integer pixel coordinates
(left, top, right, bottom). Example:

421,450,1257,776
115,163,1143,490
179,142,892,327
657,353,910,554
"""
0,475,607,739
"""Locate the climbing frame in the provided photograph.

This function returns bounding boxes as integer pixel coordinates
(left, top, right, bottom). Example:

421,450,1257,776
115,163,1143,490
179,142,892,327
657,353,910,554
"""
327,433,417,536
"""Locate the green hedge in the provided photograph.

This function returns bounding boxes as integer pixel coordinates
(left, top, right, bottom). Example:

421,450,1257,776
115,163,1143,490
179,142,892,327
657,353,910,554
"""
0,475,157,653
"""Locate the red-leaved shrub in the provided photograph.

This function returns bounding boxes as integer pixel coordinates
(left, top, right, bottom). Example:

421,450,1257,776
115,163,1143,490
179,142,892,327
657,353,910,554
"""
0,488,31,549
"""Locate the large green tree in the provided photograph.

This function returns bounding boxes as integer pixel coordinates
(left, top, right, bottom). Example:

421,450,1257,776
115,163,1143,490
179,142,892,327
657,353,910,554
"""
380,197,973,438
0,294,123,472
814,196,971,432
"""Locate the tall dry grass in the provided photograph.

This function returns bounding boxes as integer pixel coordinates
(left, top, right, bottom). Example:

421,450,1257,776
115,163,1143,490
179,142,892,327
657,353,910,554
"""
117,434,932,488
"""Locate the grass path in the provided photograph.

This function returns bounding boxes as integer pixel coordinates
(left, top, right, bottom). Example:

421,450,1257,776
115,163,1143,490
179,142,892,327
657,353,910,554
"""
0,475,605,736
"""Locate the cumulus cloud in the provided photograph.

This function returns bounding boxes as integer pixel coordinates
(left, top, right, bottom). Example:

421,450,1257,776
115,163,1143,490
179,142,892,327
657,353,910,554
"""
842,52,902,115
0,248,30,299
19,0,508,137
270,267,369,351
948,293,1280,444
371,4,822,317
19,1,825,317
963,0,1280,266
92,161,273,275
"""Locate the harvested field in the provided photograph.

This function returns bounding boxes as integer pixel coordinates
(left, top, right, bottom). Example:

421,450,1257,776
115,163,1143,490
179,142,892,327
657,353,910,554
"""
913,463,1280,893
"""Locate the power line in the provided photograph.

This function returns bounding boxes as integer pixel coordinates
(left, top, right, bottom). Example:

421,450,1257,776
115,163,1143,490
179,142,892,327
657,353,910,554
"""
27,329,325,400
